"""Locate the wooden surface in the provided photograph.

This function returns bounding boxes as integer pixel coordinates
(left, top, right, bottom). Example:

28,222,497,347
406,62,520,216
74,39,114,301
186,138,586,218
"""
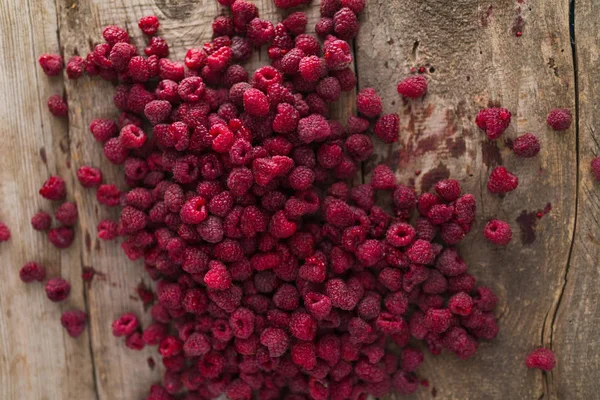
0,0,597,399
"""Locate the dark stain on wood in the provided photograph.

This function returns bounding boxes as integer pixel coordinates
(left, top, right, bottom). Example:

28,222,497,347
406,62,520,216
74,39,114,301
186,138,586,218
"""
516,209,538,245
39,147,47,164
481,5,493,28
420,163,450,193
446,136,467,157
482,140,502,167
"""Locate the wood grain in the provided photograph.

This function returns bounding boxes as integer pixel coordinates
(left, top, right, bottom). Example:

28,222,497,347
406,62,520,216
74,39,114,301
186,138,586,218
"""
356,0,576,398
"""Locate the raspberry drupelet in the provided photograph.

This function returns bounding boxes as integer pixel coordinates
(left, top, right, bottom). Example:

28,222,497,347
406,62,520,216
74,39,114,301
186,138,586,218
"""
525,348,556,371
61,310,88,338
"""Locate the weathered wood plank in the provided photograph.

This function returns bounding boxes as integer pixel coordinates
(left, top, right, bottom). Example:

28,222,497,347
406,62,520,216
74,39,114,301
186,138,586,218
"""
551,0,600,398
356,0,576,398
0,0,97,399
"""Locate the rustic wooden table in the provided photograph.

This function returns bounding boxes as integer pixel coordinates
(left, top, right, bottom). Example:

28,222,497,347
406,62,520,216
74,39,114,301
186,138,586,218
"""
0,0,597,399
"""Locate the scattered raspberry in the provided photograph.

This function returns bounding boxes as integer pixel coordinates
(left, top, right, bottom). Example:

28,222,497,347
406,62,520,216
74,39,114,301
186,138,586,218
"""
374,114,400,143
487,166,519,194
76,166,102,188
66,56,84,79
512,133,541,158
90,119,118,142
45,278,71,302
0,222,10,242
97,184,121,207
476,108,512,140
397,75,428,98
139,15,160,36
61,310,87,338
55,202,78,226
547,108,571,131
19,261,47,283
483,219,512,245
112,313,140,337
48,226,75,249
31,211,52,231
47,95,68,117
333,7,359,40
525,348,556,371
356,88,382,118
38,54,63,76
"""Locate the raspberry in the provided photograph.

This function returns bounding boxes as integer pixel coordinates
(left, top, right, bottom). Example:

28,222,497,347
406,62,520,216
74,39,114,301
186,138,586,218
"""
406,239,434,265
110,313,139,337
288,166,315,190
448,274,476,294
205,260,232,290
547,108,571,131
260,328,290,357
324,39,352,71
525,348,556,371
304,292,332,320
346,134,373,161
48,226,75,249
247,18,275,47
592,157,600,182
145,36,170,58
232,0,259,32
424,308,452,333
281,12,307,36
55,202,78,226
38,53,63,76
436,248,468,277
434,179,461,202
47,95,68,117
370,165,396,190
45,277,71,302
61,310,87,338
90,118,118,142
455,194,477,225
428,204,453,225
97,185,121,209
269,210,297,238
290,310,317,341
487,166,519,194
143,323,168,345
76,166,102,188
396,75,428,98
326,278,361,311
356,239,384,267
386,223,416,247
31,211,52,231
183,332,211,357
299,56,326,82
475,107,512,140
316,77,341,102
103,25,130,46
448,292,474,316
19,261,47,283
226,379,252,400
243,88,270,117
231,36,252,62
341,0,365,13
333,7,359,40
66,56,84,79
97,219,118,240
483,219,512,245
356,88,383,118
513,133,541,157
139,15,160,36
159,58,185,81
372,113,400,143
144,100,172,125
104,137,129,164
213,16,234,37
110,42,137,71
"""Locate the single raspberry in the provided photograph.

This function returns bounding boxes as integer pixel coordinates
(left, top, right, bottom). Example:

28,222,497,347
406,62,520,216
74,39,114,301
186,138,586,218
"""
103,25,130,45
525,348,556,371
45,278,71,302
304,292,333,320
213,15,234,37
226,379,252,400
290,310,317,341
19,261,47,283
204,260,232,290
206,46,233,72
346,134,373,161
427,204,453,225
144,100,172,125
179,76,206,102
97,184,121,207
370,165,396,190
66,56,84,79
145,36,169,58
231,0,259,32
47,95,68,117
406,239,434,265
247,18,275,47
76,166,102,188
357,88,383,119
231,36,252,62
333,7,359,40
513,133,541,157
592,157,600,182
487,166,519,194
243,88,270,117
282,12,307,36
139,15,160,36
260,327,290,357
97,219,118,240
89,118,118,142
274,0,310,8
324,39,352,71
223,65,249,88
299,56,326,82
104,137,129,164
159,58,185,81
315,17,334,37
455,194,477,225
372,113,400,143
448,292,474,316
61,310,87,338
547,108,572,131
448,274,476,294
434,179,461,202
483,219,512,245
424,308,452,333
316,77,341,102
331,67,357,92
475,107,512,140
297,114,330,144
31,211,52,231
436,248,468,277
288,166,315,190
38,54,63,76
397,75,428,98
269,210,297,238
179,196,208,225
142,323,167,346
109,42,137,71
386,223,416,247
48,226,74,248
55,202,78,226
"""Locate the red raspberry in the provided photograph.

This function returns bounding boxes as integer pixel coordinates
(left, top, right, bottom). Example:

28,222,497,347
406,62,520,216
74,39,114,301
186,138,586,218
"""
346,116,369,135
89,118,118,142
144,100,172,125
97,219,118,240
66,56,84,79
179,196,208,224
316,77,341,102
213,15,234,37
435,248,468,277
356,88,383,118
48,226,75,249
231,36,252,62
448,292,474,316
145,36,169,58
61,310,87,338
269,210,297,238
120,124,147,149
455,194,476,225
299,56,326,82
39,176,66,201
370,165,396,190
475,107,512,140
282,12,307,36
435,179,461,201
226,379,252,400
288,166,315,190
297,114,330,144
179,76,206,102
513,133,541,157
547,108,571,131
483,219,512,245
406,239,435,265
397,75,428,98
97,184,121,207
47,95,68,117
324,39,352,71
31,211,52,231
346,134,373,161
38,53,63,76
487,166,519,194
592,157,600,182
103,25,129,46
525,348,556,371
274,0,310,8
45,277,71,302
232,0,259,32
103,137,129,164
331,67,357,91
247,18,275,47
290,310,317,341
341,0,365,13
427,204,453,225
243,88,270,117
159,58,185,81
448,274,476,293
224,65,249,88
109,42,137,71
55,202,78,226
272,103,300,134
315,17,334,37
142,323,167,345
260,327,290,357
424,308,452,333
373,113,400,143
76,166,102,188
19,261,47,282
333,7,359,40
139,15,159,36
386,223,416,247
204,260,232,290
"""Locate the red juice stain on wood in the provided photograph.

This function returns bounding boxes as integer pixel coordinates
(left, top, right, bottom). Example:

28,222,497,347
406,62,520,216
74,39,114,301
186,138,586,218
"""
446,136,467,158
482,140,503,167
147,357,156,369
512,15,525,36
421,163,450,193
137,282,155,311
516,210,538,244
481,5,493,27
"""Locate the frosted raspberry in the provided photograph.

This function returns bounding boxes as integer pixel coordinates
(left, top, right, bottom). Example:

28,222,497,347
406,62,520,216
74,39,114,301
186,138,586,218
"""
346,134,373,161
316,77,341,102
38,53,63,76
406,239,435,265
19,261,46,282
89,118,118,142
397,75,428,98
370,165,396,190
97,184,121,207
487,166,519,193
386,223,416,247
436,248,468,277
145,36,169,58
139,15,159,35
45,277,71,302
61,310,87,338
331,67,357,91
110,42,137,71
247,18,275,47
39,176,66,201
299,56,326,82
333,7,359,40
31,211,52,231
65,56,84,79
304,292,332,320
47,95,68,117
526,348,556,371
513,133,541,157
243,88,270,117
75,165,102,188
356,88,383,118
372,113,399,143
475,107,512,140
484,219,512,245
547,108,571,131
55,202,78,226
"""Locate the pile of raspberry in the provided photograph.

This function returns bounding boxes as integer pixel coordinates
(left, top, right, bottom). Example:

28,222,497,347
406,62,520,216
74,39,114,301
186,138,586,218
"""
35,2,506,399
